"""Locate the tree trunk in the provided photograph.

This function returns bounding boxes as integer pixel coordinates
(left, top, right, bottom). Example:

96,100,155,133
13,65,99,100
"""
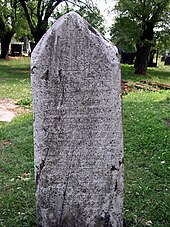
134,44,150,75
33,28,46,44
134,22,154,75
30,28,46,53
0,31,14,59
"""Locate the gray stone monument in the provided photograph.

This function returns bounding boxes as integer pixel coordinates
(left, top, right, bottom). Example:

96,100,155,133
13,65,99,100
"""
31,12,124,227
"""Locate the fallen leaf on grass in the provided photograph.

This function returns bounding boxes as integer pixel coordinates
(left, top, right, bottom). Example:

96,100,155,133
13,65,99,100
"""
145,220,153,226
0,140,12,149
18,172,31,181
22,172,30,177
18,212,25,216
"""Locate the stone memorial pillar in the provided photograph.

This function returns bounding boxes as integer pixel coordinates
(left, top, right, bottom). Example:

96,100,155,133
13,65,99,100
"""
31,12,124,227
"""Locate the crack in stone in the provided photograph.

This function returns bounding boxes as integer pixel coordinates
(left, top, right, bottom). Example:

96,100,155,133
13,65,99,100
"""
59,161,73,224
114,180,118,192
59,69,65,106
59,175,69,225
59,146,77,224
36,149,49,190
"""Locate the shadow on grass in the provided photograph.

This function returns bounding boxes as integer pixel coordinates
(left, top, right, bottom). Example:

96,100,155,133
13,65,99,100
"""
0,64,30,79
121,64,170,83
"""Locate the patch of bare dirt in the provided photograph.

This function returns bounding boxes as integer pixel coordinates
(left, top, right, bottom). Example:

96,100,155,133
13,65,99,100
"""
0,98,30,122
0,140,12,149
122,80,135,95
141,80,170,90
122,79,170,95
129,81,159,91
0,56,22,60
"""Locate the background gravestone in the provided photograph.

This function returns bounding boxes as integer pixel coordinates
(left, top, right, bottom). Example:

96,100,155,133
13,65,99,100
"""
31,12,124,227
165,55,170,65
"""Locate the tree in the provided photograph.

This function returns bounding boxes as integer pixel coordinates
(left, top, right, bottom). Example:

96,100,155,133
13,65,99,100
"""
110,16,140,52
19,0,95,44
51,4,105,34
111,0,170,75
0,0,16,58
0,0,30,58
76,5,105,34
0,19,14,59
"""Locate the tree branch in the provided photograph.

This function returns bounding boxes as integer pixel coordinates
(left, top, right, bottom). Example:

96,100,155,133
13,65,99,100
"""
66,0,94,12
43,0,63,24
19,0,35,32
37,0,42,20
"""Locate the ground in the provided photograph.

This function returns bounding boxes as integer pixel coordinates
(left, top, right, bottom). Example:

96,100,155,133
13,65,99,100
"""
0,98,30,122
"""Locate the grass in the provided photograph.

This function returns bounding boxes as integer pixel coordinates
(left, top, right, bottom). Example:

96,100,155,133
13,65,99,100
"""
0,57,35,226
0,114,36,226
0,58,170,226
122,62,170,84
123,92,170,226
0,57,31,100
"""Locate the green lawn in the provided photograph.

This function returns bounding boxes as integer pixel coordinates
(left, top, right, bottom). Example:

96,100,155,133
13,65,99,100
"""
0,58,170,226
122,62,170,84
0,57,31,100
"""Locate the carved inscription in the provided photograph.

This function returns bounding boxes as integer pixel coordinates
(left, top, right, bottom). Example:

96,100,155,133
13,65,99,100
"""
31,12,123,227
58,38,85,71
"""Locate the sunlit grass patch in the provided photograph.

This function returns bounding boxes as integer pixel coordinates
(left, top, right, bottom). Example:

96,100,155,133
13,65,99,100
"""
123,91,170,226
0,113,36,226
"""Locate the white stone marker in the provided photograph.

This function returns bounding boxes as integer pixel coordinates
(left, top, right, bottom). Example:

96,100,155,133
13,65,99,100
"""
31,12,124,227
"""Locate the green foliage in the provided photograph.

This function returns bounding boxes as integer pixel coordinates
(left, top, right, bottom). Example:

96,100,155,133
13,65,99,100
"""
0,0,31,58
51,4,105,34
51,1,106,34
76,6,105,34
110,0,170,52
110,16,141,51
156,31,170,54
0,0,30,39
19,0,103,43
17,98,32,107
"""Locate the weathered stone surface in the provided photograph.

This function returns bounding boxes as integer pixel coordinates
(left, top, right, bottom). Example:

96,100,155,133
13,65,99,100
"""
31,12,124,227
